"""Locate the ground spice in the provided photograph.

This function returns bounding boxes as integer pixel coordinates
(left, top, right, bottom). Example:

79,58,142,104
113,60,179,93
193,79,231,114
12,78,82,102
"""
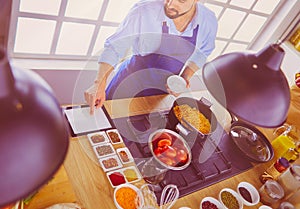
91,134,105,143
201,200,218,209
108,172,126,186
221,191,239,209
102,158,119,169
238,187,252,203
123,168,138,182
119,150,130,162
108,131,121,143
115,187,140,209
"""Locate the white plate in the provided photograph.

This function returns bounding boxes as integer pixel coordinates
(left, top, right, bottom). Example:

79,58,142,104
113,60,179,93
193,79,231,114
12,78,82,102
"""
116,147,134,164
167,75,187,94
87,131,109,146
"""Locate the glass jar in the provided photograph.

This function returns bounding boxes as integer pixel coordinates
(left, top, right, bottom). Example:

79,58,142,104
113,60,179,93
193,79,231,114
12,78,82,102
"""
282,142,300,162
138,157,168,185
287,189,300,208
260,157,290,183
259,180,285,205
289,28,300,45
272,124,299,159
277,202,295,209
277,164,300,198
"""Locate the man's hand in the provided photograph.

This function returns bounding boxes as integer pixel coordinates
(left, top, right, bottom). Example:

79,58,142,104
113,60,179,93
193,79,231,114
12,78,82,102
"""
84,81,106,115
84,63,113,115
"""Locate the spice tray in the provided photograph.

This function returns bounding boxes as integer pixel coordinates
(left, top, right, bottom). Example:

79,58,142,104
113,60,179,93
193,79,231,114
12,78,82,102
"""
106,166,142,188
93,143,116,158
116,147,134,164
99,155,123,172
87,131,110,146
106,129,123,145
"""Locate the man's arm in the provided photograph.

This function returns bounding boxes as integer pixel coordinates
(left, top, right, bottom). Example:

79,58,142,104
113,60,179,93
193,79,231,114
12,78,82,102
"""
84,62,114,114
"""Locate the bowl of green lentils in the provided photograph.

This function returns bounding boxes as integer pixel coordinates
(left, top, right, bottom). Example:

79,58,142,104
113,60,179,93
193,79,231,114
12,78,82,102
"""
219,188,243,209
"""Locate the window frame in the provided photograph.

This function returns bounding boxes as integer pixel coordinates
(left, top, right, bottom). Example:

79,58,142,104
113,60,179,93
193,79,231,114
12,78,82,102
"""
7,0,296,64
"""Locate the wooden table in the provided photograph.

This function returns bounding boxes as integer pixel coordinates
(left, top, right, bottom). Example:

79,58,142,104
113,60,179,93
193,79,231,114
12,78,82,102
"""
25,91,299,209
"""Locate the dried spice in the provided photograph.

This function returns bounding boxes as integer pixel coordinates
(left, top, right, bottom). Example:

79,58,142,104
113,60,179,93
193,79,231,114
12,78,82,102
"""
91,134,105,144
108,172,126,186
238,187,252,203
221,191,239,209
119,150,130,162
96,145,114,156
102,158,119,169
108,131,121,143
115,187,140,209
123,168,138,182
201,201,218,209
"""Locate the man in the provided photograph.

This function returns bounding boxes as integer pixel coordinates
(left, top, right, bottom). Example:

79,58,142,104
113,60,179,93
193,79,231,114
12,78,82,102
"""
85,0,218,114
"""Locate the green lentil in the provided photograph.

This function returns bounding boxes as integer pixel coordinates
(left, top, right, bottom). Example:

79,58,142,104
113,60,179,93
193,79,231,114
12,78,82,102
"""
221,191,239,209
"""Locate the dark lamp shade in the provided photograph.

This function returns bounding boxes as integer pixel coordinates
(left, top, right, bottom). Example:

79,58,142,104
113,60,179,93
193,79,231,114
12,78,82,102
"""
0,48,69,207
202,44,290,128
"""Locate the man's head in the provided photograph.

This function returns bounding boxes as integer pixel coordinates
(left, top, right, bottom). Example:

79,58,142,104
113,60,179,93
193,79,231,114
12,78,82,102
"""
164,0,197,19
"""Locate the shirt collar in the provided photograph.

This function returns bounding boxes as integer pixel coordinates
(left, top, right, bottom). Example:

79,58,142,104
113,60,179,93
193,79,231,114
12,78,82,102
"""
157,2,202,31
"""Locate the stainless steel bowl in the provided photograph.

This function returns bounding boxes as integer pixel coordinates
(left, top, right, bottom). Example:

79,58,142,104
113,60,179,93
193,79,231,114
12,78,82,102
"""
148,129,192,170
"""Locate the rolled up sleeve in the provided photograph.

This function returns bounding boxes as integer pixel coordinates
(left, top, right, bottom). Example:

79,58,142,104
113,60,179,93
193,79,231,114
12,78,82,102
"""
189,10,218,69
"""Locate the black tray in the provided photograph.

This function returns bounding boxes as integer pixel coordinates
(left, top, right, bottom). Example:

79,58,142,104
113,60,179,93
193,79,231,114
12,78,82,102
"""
112,111,253,204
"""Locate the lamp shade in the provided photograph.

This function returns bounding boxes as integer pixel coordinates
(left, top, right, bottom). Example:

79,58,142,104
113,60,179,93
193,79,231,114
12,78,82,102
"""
0,48,69,206
202,44,290,128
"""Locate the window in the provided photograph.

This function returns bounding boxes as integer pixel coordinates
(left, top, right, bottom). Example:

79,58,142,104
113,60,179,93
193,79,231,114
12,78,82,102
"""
204,0,287,60
9,0,138,60
8,0,293,63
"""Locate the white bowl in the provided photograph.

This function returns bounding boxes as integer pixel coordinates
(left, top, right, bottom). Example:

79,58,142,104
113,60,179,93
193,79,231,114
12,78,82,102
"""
200,197,224,209
237,181,260,206
167,75,187,93
114,183,144,209
259,205,273,209
219,188,243,209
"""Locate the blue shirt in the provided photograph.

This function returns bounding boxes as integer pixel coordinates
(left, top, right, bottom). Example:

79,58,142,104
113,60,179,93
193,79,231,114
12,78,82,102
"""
98,0,218,70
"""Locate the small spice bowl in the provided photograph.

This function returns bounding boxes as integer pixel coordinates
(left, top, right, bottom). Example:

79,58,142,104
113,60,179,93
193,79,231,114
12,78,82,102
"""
107,169,127,188
200,197,224,209
87,131,109,146
167,75,187,94
99,155,122,172
116,147,134,164
237,181,260,206
114,183,144,209
106,129,123,144
219,188,243,209
258,205,273,209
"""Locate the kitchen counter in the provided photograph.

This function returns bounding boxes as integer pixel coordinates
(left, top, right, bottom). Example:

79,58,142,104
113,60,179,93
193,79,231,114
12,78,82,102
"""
25,90,299,209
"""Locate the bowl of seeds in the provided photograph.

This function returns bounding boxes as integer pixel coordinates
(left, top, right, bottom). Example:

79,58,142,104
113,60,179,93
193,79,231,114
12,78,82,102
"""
219,188,243,209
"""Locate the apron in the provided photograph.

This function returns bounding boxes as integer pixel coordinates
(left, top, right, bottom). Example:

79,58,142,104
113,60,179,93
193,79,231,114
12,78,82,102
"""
106,22,199,100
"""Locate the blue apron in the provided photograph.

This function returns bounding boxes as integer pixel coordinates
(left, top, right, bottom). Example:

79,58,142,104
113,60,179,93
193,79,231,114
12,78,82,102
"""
106,22,199,100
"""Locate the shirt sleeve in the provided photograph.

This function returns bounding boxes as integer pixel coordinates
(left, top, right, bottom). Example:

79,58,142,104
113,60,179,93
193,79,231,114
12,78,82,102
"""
98,5,141,67
189,11,218,69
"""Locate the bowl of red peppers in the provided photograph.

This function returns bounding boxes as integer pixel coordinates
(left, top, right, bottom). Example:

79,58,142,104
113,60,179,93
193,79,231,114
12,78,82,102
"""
148,129,191,170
